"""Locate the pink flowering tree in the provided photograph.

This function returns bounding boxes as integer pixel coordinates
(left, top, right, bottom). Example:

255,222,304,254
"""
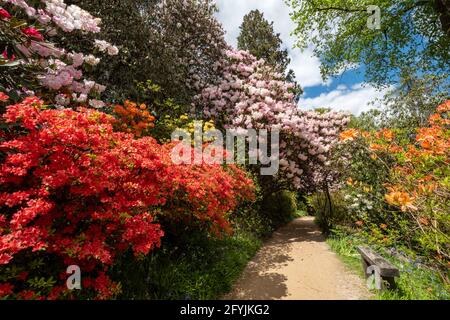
195,49,350,193
0,0,118,108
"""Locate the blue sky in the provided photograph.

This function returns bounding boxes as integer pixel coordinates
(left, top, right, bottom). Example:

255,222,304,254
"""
214,0,390,115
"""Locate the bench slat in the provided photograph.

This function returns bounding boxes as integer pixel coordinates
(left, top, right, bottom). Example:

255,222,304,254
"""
356,246,400,278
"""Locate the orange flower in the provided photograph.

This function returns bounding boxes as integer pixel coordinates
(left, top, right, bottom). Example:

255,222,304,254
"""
113,100,155,136
346,177,354,186
114,105,125,114
355,220,364,226
124,100,136,108
136,121,147,129
416,126,448,154
418,217,429,226
339,129,359,141
376,128,394,141
369,143,384,151
389,145,403,153
361,131,370,138
380,223,388,230
385,190,417,212
418,183,436,194
436,100,450,113
428,113,442,125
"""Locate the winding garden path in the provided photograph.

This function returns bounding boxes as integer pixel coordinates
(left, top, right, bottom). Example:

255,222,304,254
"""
224,216,371,300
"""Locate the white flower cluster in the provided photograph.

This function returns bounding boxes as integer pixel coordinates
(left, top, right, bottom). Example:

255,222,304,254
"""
67,52,100,67
42,0,101,33
3,0,101,33
94,40,119,56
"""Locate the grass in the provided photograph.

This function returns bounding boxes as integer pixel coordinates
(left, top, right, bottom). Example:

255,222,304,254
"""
113,201,308,300
115,230,262,300
327,235,366,278
114,199,305,300
293,209,308,218
326,231,450,300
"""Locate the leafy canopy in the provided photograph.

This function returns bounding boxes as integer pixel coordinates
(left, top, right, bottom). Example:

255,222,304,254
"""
288,0,450,86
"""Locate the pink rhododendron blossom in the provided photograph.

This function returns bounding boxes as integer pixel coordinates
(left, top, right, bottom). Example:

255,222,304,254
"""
195,49,350,190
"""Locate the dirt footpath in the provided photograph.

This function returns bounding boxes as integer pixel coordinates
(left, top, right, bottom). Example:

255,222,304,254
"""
224,216,371,300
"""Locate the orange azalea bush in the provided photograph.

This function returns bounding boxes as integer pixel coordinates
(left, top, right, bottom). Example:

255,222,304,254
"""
384,188,417,212
113,101,156,137
336,100,449,268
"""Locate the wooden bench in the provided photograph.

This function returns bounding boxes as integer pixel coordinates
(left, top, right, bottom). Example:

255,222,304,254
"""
356,246,400,290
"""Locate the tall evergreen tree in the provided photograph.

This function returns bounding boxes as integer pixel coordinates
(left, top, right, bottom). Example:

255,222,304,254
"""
237,10,302,98
238,10,290,72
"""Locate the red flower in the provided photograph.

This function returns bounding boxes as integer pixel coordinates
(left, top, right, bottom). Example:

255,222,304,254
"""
0,92,9,102
22,27,44,41
17,271,29,281
0,8,11,20
0,283,14,297
0,97,255,299
18,290,35,300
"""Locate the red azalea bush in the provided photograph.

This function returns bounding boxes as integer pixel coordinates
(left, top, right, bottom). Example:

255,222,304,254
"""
161,152,255,236
0,97,254,299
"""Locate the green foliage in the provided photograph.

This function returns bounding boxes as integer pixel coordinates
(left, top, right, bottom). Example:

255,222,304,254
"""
232,188,274,238
295,195,309,217
61,0,226,104
307,191,354,233
349,109,383,131
313,107,332,114
0,12,43,91
261,190,298,228
132,80,190,142
112,230,262,300
376,72,450,131
351,73,450,134
232,208,274,238
288,0,450,86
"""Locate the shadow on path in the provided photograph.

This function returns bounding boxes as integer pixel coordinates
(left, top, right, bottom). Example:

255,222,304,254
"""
224,216,370,300
224,217,324,299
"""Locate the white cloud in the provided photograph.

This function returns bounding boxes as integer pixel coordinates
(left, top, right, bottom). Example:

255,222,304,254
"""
214,0,326,88
298,83,391,115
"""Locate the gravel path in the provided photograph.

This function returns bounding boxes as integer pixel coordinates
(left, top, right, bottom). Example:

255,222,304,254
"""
224,216,371,300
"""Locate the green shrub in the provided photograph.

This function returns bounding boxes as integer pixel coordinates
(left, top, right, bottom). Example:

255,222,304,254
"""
261,189,298,229
111,230,261,300
307,190,353,233
295,194,310,217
